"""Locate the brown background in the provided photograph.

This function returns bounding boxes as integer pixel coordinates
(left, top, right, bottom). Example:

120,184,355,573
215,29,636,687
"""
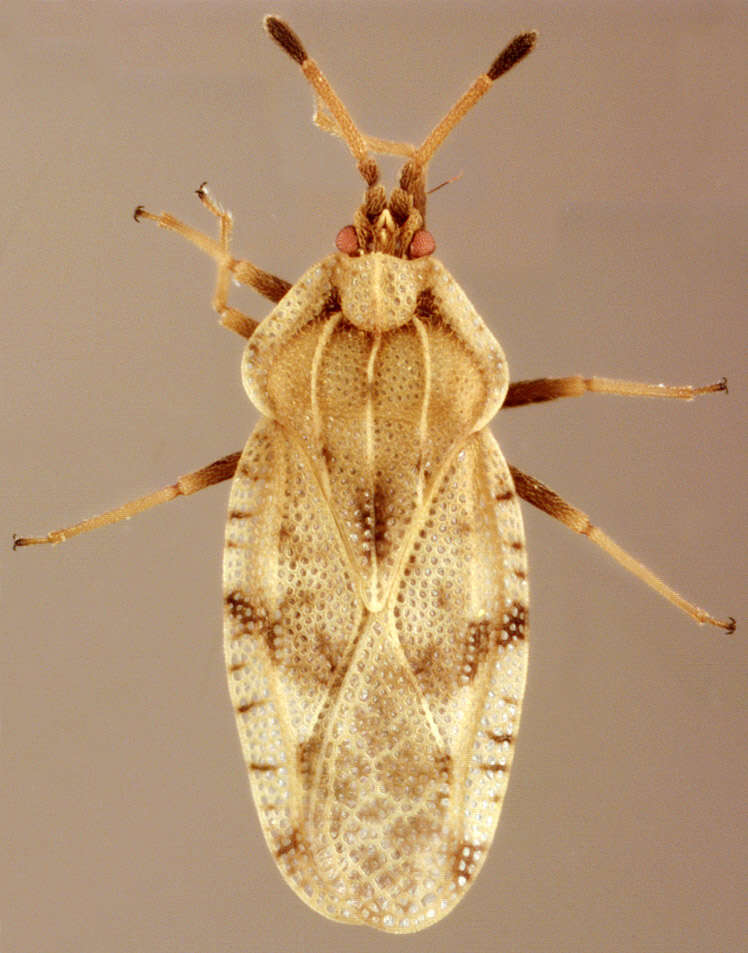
3,2,746,952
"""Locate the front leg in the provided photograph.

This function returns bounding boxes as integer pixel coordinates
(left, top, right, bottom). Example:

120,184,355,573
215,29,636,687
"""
134,183,291,338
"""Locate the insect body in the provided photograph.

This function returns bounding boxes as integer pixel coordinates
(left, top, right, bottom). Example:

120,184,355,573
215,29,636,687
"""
224,251,528,930
15,15,734,935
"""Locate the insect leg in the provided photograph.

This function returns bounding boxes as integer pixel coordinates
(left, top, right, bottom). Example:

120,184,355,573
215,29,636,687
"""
134,183,291,338
503,375,727,408
13,452,241,549
508,464,735,633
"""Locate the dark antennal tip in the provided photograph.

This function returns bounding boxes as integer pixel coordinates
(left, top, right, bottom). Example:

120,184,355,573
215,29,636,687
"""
488,30,538,81
264,15,307,65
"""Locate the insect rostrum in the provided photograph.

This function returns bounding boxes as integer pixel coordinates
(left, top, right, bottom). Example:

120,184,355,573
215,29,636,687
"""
15,14,734,935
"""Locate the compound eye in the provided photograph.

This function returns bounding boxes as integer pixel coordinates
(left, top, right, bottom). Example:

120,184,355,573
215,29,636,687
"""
335,225,359,255
408,229,435,259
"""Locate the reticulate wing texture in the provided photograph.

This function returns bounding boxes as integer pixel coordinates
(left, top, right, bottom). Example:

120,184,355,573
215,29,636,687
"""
223,419,527,932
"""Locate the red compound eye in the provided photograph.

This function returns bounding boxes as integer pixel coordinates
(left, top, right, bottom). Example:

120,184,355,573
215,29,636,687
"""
409,229,435,259
335,225,359,255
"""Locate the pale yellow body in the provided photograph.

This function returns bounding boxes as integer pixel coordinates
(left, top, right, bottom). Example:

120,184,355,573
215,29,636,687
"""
223,254,529,931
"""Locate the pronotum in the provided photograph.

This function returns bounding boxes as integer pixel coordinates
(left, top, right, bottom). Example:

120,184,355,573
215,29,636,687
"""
14,15,734,934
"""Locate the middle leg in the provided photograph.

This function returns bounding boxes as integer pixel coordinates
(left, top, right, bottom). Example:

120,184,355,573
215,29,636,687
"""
14,452,241,549
503,375,727,409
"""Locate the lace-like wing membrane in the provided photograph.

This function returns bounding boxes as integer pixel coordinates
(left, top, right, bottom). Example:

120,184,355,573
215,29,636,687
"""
223,254,528,931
